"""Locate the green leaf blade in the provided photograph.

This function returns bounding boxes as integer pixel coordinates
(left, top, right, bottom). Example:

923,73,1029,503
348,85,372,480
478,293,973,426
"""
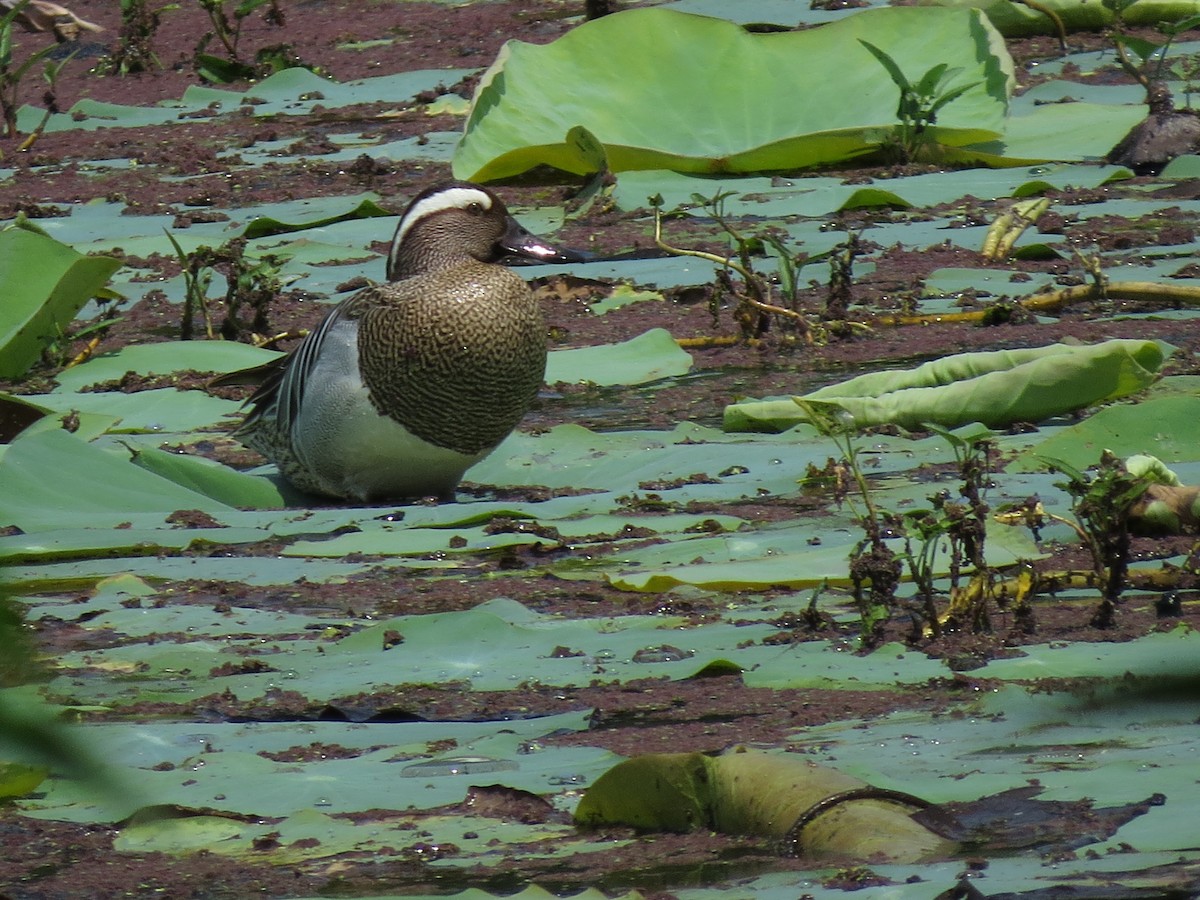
0,229,122,379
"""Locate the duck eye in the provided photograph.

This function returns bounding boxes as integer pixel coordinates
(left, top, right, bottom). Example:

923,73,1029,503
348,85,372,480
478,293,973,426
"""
465,202,485,215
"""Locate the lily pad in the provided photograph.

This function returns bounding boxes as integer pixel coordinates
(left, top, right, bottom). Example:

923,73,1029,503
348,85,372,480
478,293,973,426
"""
546,328,692,386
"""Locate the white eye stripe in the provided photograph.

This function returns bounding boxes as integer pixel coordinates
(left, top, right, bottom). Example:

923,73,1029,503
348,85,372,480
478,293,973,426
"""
389,187,494,260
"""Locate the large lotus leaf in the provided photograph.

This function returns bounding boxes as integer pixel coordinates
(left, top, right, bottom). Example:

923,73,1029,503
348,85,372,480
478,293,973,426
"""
922,0,1200,35
15,711,603,823
613,163,1127,220
52,340,281,392
3,555,381,591
1008,394,1200,472
36,597,778,705
453,7,1013,181
0,528,268,564
242,196,393,239
794,674,1200,806
0,228,122,379
0,428,234,533
953,101,1148,168
661,0,889,26
112,807,587,864
467,422,824,498
283,511,743,558
609,518,1041,592
723,340,1167,432
30,388,241,434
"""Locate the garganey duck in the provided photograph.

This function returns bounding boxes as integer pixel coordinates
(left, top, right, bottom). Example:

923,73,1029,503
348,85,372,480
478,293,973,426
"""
223,181,582,502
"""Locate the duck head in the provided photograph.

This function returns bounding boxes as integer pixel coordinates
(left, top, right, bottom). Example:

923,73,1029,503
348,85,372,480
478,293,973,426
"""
386,181,587,281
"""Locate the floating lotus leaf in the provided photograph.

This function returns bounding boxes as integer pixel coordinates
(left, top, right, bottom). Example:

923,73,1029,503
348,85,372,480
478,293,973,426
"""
0,428,234,532
545,328,693,386
1009,393,1200,471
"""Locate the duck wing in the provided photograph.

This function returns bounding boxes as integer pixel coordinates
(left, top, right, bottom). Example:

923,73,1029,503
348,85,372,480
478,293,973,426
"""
222,288,383,436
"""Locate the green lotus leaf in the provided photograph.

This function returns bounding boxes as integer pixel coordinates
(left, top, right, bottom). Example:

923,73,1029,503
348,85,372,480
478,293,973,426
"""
127,446,287,509
955,101,1147,167
724,340,1167,432
30,389,241,435
52,340,282,392
0,528,265,564
1009,394,1200,472
923,0,1200,36
838,188,912,211
0,428,234,533
21,68,479,135
241,197,394,240
576,747,953,861
453,7,1013,181
0,762,48,799
545,328,692,387
0,228,122,379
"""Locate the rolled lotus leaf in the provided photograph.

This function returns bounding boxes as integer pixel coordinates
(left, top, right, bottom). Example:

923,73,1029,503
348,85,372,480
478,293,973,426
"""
922,0,1200,37
1132,484,1200,534
575,746,955,862
1126,453,1182,487
723,339,1166,432
709,746,954,861
573,751,715,833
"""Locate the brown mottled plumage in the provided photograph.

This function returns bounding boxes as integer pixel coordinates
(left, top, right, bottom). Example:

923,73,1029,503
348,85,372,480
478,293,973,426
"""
354,265,546,456
219,182,583,502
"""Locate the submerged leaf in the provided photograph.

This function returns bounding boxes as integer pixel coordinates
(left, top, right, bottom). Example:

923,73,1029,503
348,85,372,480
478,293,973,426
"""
912,785,1165,851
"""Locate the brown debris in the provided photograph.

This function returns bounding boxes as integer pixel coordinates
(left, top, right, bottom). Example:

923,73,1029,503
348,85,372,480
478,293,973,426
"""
3,0,103,42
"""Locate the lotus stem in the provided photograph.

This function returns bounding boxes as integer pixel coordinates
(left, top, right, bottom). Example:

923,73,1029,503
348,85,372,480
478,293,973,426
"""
1012,0,1068,53
653,205,811,330
981,196,1052,262
874,280,1200,326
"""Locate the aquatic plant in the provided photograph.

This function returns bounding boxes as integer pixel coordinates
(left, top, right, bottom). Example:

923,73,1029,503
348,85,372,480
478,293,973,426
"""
167,232,288,341
858,40,982,163
193,0,304,83
0,0,67,146
102,0,171,75
652,191,817,343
